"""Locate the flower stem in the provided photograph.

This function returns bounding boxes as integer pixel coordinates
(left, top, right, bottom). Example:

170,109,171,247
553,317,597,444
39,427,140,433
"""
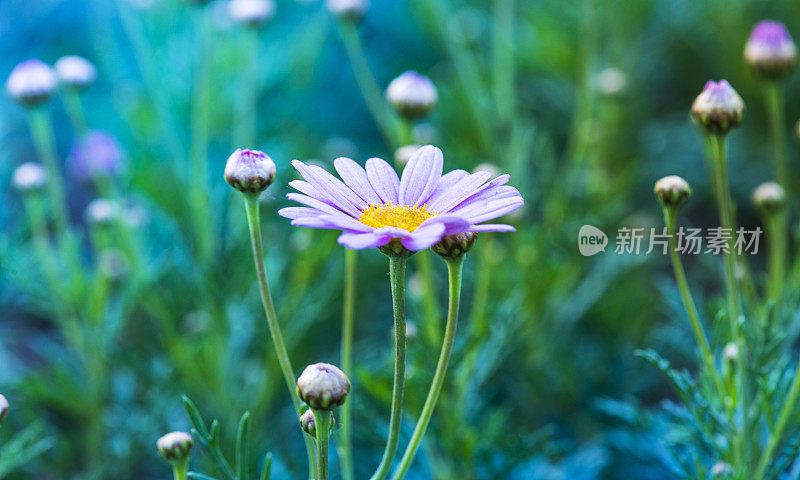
28,107,68,236
417,250,442,346
242,194,317,480
764,82,788,190
313,410,332,480
754,356,800,480
662,207,724,396
369,254,407,480
338,248,356,480
63,88,88,135
390,255,464,480
765,213,786,303
171,461,189,480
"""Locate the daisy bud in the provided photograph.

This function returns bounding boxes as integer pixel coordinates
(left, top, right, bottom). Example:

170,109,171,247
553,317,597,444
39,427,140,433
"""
432,232,478,259
6,59,57,107
228,0,275,27
752,181,785,213
711,461,733,478
394,144,422,166
723,342,739,361
85,199,120,227
299,409,334,438
744,21,797,80
0,394,8,424
12,162,48,194
654,175,691,210
157,431,194,464
296,363,350,411
386,71,438,120
326,0,369,23
224,148,277,195
690,80,745,136
69,131,125,182
595,67,628,97
54,55,97,90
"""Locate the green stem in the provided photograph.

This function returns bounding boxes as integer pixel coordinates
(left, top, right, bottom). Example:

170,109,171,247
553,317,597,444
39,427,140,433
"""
336,22,400,149
338,248,356,480
369,254,407,480
662,207,724,396
28,107,68,235
765,82,788,190
418,250,441,346
242,195,317,480
63,88,88,135
313,410,332,480
766,213,786,303
491,0,515,126
172,460,189,480
390,255,464,480
754,357,800,480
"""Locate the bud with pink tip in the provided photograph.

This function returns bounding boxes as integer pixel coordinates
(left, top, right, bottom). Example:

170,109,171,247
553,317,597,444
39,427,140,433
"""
690,80,745,135
386,71,438,119
744,21,797,80
296,363,351,411
225,148,277,195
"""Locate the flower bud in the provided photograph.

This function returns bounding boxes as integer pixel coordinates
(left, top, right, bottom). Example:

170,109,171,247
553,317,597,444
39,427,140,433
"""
6,59,57,107
595,67,628,97
12,162,47,194
299,409,334,437
85,199,120,227
0,394,8,424
224,148,277,195
228,0,275,27
54,55,97,90
744,21,797,80
296,363,350,411
394,144,421,166
69,131,125,182
690,80,745,136
711,461,733,478
386,71,437,120
379,238,414,257
432,232,478,259
157,431,194,464
326,0,369,23
752,181,785,213
723,342,739,361
654,175,692,210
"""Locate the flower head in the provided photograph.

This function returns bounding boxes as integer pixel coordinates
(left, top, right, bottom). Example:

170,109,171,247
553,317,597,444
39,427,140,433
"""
326,0,369,23
85,199,120,227
6,59,57,107
225,148,277,195
279,145,523,251
0,394,8,424
595,67,628,97
690,80,745,135
296,363,350,411
654,175,691,209
386,71,438,119
228,0,275,27
752,181,785,213
69,131,125,182
157,431,194,464
54,55,97,90
12,163,47,193
745,21,796,80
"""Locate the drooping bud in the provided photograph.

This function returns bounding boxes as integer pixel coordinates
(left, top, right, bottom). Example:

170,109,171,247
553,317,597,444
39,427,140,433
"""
157,431,194,464
54,55,97,90
595,67,628,97
394,144,421,166
12,162,48,194
0,394,8,424
386,71,438,120
654,175,692,210
85,199,120,227
744,21,797,80
6,59,57,107
690,80,745,135
296,363,350,411
69,131,125,182
326,0,369,23
431,232,478,259
224,148,277,195
228,0,275,27
752,181,786,213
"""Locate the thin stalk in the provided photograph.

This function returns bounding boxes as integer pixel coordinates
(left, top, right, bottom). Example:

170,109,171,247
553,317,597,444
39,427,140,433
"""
172,461,189,480
28,107,69,235
491,0,515,126
765,213,786,303
338,248,356,480
313,410,332,480
754,357,800,480
63,88,88,135
468,235,494,339
336,22,399,149
390,255,464,480
242,195,317,480
417,250,442,346
369,254,408,480
662,207,724,397
764,82,788,189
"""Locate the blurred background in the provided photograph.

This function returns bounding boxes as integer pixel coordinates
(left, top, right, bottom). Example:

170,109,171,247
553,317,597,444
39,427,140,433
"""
2,0,800,478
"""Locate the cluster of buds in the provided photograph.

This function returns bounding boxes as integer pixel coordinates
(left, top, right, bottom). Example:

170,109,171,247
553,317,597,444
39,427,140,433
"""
690,80,745,136
296,363,350,411
228,0,275,27
654,175,692,210
744,21,797,80
224,148,277,195
157,431,194,464
386,71,438,120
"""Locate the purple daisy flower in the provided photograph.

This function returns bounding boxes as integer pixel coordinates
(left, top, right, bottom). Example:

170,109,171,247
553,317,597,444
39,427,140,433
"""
279,145,523,251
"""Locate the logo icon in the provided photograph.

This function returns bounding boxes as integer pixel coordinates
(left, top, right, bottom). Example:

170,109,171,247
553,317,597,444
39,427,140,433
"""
578,225,608,256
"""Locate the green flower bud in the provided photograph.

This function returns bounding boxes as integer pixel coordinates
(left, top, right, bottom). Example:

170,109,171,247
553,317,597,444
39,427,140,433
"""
296,363,350,411
431,232,477,259
654,175,692,209
690,80,745,136
299,409,334,438
752,181,785,213
157,431,194,464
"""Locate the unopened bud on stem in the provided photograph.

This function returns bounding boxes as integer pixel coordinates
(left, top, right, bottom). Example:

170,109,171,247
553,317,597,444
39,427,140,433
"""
745,21,797,80
432,232,477,259
752,181,785,214
157,431,193,464
690,80,745,136
654,175,692,210
296,363,350,411
224,148,277,195
386,71,438,120
6,59,57,107
12,163,48,194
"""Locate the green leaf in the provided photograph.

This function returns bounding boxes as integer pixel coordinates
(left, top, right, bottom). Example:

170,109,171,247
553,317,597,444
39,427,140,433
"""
235,411,250,480
259,453,272,480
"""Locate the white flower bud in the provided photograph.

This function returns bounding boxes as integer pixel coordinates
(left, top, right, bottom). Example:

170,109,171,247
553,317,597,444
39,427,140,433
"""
386,71,438,120
224,148,277,195
157,431,194,464
228,0,275,27
54,55,97,90
12,162,48,193
6,59,57,107
296,363,350,411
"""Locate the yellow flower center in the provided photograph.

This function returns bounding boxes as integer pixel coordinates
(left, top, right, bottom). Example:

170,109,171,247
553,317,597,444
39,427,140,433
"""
359,202,436,231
